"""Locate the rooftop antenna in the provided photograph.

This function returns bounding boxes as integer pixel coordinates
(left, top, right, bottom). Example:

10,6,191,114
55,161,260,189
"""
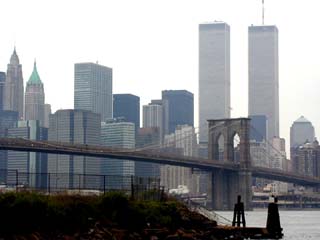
262,0,265,25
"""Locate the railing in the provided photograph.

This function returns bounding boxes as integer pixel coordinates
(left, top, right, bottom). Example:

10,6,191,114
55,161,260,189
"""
0,169,163,201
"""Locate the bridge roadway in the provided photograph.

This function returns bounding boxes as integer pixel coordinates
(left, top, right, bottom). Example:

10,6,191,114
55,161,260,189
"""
0,138,319,187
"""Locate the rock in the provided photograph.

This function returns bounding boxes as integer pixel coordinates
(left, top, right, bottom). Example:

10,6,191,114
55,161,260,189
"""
165,234,179,240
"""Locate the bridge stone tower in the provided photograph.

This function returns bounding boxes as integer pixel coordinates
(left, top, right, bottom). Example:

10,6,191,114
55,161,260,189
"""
208,118,252,210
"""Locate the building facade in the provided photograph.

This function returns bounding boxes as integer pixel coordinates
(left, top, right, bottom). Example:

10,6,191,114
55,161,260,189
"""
0,110,19,181
44,103,51,128
248,25,279,141
0,72,6,111
113,94,140,133
48,110,101,190
135,127,161,178
161,125,198,193
74,63,112,122
143,103,163,142
293,141,320,178
25,62,45,126
101,120,135,189
7,120,48,188
249,115,268,142
4,48,24,119
199,22,230,143
290,116,315,148
162,90,194,134
270,137,287,170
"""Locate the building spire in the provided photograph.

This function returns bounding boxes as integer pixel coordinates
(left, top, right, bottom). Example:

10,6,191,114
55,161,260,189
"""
27,59,42,85
10,46,19,65
262,0,265,25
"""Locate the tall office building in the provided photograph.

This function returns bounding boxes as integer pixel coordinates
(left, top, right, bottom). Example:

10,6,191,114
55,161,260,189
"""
4,48,24,119
48,110,101,189
294,141,320,178
199,22,230,143
290,116,315,148
143,103,163,141
25,62,45,126
0,110,19,181
74,63,112,121
113,94,140,132
271,137,287,170
101,120,135,188
0,72,6,110
290,116,315,173
44,103,51,128
249,25,279,141
162,90,194,134
161,125,198,193
136,127,161,178
249,115,268,142
7,120,48,188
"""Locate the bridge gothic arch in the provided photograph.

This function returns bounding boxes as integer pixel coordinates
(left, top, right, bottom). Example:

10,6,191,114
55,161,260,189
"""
208,118,252,210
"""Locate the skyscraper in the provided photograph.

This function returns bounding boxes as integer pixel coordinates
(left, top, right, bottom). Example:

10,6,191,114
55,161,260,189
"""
199,22,230,143
44,103,51,128
48,110,101,189
249,115,268,142
0,110,19,182
113,94,140,132
290,116,315,173
143,103,163,141
162,90,194,134
25,62,45,126
101,119,135,188
290,116,315,148
161,125,198,192
0,72,6,111
249,25,279,141
136,127,161,178
7,120,48,188
74,63,112,121
4,48,24,119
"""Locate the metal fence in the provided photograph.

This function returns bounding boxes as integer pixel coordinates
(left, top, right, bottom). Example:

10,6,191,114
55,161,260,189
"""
0,169,163,200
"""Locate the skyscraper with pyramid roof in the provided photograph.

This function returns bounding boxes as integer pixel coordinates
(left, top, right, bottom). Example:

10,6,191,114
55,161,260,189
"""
25,61,45,126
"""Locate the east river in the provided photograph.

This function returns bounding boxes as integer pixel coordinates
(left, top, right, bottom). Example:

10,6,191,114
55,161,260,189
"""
216,210,320,239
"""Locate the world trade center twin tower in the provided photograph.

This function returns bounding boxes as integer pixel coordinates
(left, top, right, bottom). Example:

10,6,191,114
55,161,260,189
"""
199,22,279,145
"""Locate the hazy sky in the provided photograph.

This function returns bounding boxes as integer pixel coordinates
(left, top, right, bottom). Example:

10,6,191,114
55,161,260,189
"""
0,0,319,149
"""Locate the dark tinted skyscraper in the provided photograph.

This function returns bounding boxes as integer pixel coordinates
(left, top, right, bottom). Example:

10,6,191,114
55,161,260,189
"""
162,90,194,134
0,110,19,180
0,72,6,111
113,94,140,131
4,48,24,119
249,115,268,142
74,63,112,121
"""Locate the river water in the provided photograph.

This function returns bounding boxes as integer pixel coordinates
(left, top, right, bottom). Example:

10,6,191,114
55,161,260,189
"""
216,210,320,239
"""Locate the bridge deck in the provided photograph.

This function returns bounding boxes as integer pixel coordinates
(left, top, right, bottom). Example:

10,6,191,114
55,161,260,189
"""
0,138,319,187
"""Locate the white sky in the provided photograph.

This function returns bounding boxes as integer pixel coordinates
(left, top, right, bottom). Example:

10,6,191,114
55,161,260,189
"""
0,0,320,150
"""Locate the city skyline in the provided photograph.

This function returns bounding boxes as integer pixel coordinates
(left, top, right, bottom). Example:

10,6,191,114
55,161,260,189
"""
0,0,320,147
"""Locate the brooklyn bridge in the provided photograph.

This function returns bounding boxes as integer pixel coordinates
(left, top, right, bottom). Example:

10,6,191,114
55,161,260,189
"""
0,118,319,210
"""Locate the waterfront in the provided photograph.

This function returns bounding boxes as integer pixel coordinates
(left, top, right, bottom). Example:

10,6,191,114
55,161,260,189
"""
217,210,320,239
